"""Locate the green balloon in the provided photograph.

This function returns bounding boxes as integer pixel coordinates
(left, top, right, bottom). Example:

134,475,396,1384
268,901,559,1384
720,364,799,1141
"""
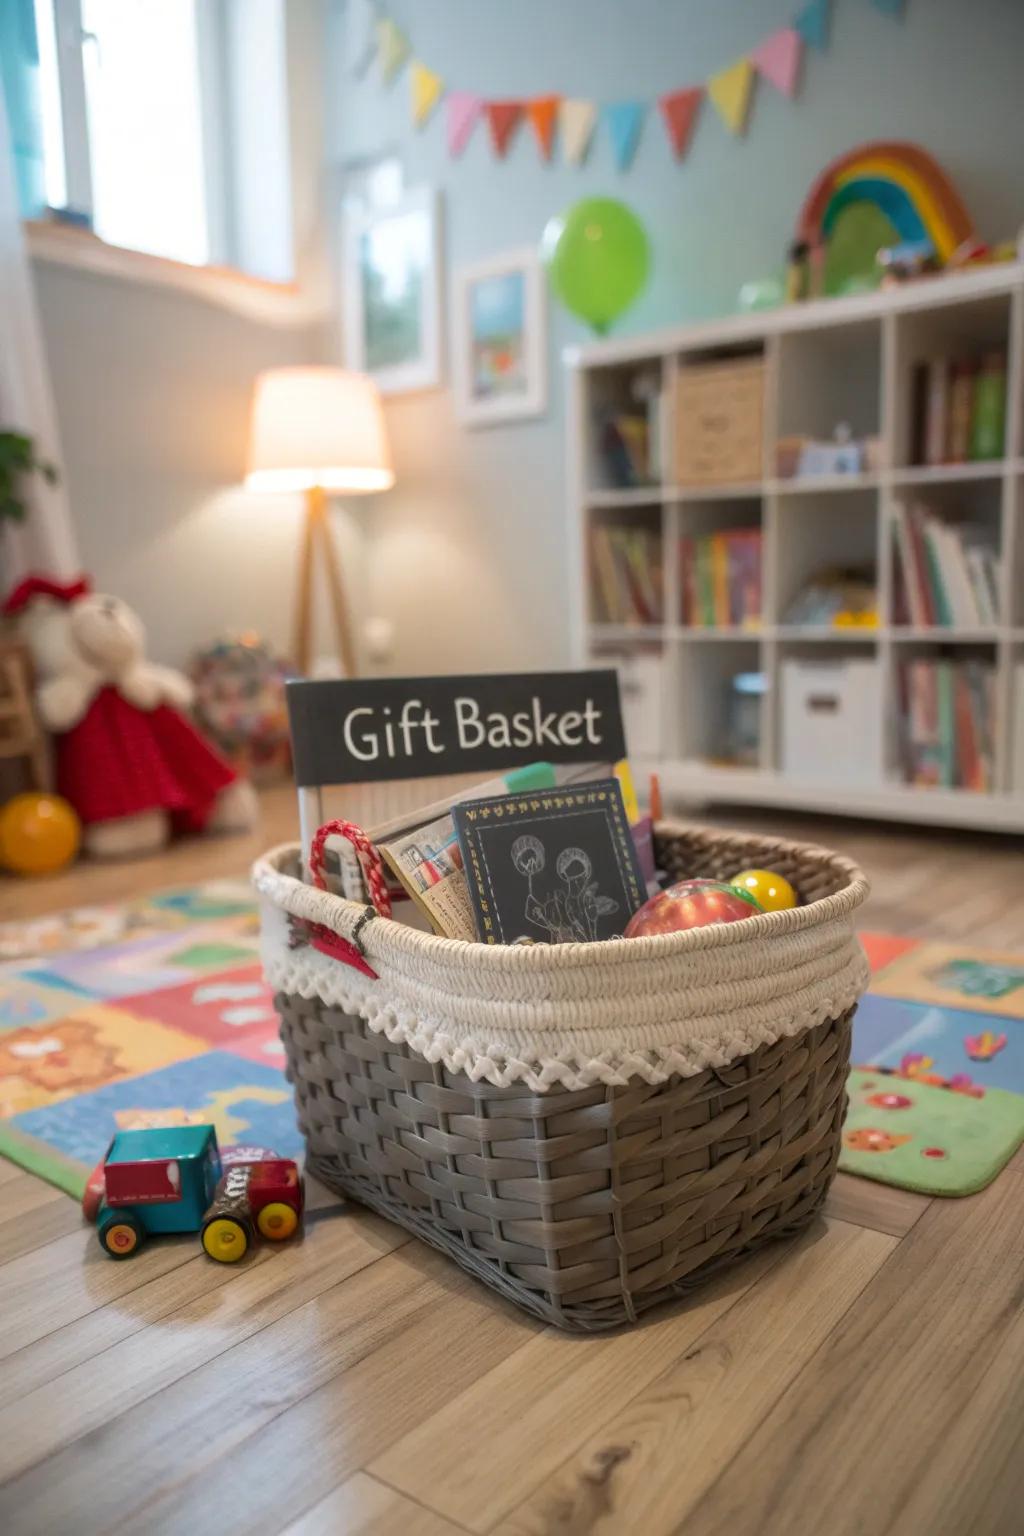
542,198,650,334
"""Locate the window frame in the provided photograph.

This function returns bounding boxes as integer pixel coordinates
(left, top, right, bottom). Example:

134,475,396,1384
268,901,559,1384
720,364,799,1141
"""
49,0,224,264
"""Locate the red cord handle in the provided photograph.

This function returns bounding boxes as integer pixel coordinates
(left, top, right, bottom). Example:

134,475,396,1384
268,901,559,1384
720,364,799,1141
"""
308,819,392,919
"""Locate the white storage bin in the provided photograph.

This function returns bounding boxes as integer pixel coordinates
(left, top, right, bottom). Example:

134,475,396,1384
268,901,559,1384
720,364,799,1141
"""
781,657,882,787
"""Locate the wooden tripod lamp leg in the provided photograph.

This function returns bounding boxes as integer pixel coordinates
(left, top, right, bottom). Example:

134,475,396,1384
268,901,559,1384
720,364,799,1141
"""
315,493,358,679
292,483,358,679
292,486,318,677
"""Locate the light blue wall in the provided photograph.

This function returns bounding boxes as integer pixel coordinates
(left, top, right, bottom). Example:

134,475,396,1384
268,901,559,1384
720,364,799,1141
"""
329,0,1024,673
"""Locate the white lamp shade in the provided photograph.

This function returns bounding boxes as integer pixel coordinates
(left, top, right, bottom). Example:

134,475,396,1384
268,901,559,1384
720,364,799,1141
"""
245,366,395,494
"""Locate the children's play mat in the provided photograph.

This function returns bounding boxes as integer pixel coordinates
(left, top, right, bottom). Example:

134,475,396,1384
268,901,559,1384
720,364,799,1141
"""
0,893,1022,1200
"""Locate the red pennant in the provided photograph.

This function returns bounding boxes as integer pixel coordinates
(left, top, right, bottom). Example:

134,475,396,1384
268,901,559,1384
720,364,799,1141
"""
485,100,523,159
525,95,560,161
658,87,702,161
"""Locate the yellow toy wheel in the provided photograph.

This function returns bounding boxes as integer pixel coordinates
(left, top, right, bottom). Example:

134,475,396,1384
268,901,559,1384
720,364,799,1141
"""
102,1220,141,1258
257,1202,298,1241
202,1216,249,1263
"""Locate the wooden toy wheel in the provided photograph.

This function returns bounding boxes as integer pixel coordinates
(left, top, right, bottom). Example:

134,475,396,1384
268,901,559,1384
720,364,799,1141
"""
202,1216,250,1264
256,1202,299,1241
98,1212,143,1260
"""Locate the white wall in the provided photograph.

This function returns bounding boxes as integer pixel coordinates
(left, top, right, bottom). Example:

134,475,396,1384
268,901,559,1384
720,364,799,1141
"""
32,258,332,665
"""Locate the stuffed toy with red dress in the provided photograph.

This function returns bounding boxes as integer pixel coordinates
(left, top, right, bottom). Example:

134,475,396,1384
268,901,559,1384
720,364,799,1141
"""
3,574,258,858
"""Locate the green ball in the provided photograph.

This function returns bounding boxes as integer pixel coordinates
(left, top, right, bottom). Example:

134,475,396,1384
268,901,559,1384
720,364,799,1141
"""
542,198,650,334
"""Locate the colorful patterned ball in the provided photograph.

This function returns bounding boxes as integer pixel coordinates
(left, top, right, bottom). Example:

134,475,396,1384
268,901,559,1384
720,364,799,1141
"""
730,867,798,912
624,878,762,937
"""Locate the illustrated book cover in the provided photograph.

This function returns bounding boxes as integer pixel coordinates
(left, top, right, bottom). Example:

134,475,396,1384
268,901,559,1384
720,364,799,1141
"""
452,778,646,945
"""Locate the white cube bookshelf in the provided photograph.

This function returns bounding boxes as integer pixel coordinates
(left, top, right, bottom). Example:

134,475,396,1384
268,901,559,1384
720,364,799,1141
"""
566,263,1024,832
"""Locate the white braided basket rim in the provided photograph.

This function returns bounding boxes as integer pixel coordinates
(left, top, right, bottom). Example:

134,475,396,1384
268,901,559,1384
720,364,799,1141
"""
254,819,870,1092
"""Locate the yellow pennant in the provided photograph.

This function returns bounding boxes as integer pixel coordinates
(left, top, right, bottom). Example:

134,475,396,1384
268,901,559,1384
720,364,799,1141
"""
376,17,409,85
410,60,444,126
707,58,754,134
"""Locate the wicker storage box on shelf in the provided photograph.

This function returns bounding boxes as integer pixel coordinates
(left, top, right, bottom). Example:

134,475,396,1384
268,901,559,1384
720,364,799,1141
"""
254,821,869,1332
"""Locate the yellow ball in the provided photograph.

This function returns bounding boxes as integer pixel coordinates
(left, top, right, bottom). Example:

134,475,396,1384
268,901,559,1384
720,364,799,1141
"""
0,793,81,876
731,867,798,913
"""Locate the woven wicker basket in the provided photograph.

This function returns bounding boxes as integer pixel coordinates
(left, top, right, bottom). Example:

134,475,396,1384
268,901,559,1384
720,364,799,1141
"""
254,821,869,1332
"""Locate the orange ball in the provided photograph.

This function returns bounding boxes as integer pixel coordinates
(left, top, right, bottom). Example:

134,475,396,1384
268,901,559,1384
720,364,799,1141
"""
0,793,81,876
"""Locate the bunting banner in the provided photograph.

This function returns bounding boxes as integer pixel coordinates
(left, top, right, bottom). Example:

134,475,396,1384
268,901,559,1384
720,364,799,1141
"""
795,0,831,51
751,28,803,99
560,98,598,166
603,101,646,172
658,87,702,162
526,96,560,162
360,0,901,167
410,61,444,127
486,101,523,159
446,91,482,157
376,16,409,85
707,58,754,135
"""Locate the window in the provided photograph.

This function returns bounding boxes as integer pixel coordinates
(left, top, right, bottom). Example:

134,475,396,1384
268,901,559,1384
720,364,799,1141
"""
20,0,293,280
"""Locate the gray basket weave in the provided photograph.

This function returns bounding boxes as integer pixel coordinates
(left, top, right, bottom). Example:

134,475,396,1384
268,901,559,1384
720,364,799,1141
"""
257,822,869,1331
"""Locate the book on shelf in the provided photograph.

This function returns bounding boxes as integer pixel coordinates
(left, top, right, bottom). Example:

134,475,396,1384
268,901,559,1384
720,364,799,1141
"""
899,658,995,792
590,524,664,626
891,502,1000,628
910,352,1006,466
679,528,762,629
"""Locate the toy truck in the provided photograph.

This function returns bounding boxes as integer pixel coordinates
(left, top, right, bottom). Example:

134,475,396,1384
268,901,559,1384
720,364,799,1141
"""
85,1124,303,1262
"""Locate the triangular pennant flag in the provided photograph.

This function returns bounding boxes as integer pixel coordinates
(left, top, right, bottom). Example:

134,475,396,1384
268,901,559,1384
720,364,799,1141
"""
349,0,377,78
526,96,560,161
446,91,482,157
603,101,645,172
794,0,830,51
485,101,523,159
658,87,702,161
751,28,803,98
707,58,754,135
376,17,409,85
560,98,597,166
410,60,444,127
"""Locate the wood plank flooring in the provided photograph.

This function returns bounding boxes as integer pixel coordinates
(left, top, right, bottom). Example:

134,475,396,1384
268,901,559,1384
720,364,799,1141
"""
1,786,1021,1535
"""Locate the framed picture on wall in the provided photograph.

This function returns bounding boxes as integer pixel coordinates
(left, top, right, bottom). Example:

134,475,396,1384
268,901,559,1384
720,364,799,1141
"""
342,187,443,395
452,249,547,427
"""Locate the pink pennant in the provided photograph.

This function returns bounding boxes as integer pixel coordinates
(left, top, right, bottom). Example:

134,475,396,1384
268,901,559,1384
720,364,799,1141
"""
446,91,482,157
751,27,802,99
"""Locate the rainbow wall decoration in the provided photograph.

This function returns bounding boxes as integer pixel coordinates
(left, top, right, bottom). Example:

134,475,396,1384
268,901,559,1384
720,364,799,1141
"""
796,141,977,264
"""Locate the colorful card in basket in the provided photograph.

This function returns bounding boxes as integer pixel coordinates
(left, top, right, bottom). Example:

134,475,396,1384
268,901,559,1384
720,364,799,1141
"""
452,779,646,945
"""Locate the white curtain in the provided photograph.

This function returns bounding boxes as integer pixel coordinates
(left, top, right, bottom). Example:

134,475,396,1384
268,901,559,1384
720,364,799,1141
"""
0,65,79,583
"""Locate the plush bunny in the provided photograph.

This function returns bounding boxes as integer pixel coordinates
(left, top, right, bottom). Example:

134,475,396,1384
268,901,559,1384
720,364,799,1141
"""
3,575,257,858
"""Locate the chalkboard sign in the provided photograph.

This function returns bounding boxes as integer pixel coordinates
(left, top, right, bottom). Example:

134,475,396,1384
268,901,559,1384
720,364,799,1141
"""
287,670,626,787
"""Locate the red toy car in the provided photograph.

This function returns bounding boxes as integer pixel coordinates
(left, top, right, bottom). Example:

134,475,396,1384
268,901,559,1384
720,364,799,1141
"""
201,1155,304,1262
83,1127,304,1263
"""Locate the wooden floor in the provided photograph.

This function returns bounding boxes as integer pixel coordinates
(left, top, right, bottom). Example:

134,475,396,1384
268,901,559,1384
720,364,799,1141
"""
1,786,1023,1536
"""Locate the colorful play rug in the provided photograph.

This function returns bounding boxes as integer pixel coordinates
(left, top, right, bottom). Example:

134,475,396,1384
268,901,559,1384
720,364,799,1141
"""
844,934,1024,1195
0,899,1022,1202
0,880,302,1196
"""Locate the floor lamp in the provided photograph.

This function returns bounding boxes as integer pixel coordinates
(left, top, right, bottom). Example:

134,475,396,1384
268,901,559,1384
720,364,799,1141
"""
245,367,394,678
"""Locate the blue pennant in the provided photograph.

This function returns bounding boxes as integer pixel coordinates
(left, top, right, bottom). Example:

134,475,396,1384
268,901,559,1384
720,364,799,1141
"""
794,0,831,50
603,100,646,172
